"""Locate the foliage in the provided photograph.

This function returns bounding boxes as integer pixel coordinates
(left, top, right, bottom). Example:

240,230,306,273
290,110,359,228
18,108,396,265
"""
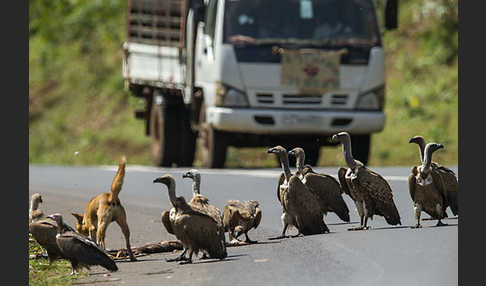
29,0,457,167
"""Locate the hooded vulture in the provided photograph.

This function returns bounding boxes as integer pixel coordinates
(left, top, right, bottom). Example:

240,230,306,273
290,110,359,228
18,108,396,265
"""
288,147,350,223
333,132,401,230
222,199,262,244
154,175,227,264
49,213,118,275
267,146,329,237
409,135,458,216
409,143,451,228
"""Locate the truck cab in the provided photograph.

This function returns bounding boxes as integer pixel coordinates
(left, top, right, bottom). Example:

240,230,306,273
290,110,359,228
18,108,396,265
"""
123,0,398,168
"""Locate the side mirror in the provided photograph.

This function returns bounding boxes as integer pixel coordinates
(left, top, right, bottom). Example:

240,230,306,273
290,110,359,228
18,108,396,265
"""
385,0,398,30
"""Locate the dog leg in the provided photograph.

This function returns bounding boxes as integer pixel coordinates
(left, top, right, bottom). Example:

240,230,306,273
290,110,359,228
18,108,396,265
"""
116,208,136,261
89,226,97,244
96,220,109,249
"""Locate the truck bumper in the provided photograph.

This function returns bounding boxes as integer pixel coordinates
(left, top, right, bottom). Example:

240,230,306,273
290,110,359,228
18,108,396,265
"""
207,107,385,135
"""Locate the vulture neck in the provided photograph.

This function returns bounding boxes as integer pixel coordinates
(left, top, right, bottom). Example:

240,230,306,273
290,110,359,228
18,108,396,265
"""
295,153,305,174
416,138,426,163
279,152,292,181
421,146,435,173
341,137,358,169
192,177,201,195
29,198,40,214
166,181,178,208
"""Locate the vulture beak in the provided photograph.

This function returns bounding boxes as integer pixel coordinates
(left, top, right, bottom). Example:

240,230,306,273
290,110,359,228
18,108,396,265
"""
39,197,43,203
288,150,296,157
267,148,276,154
437,144,444,150
408,137,416,144
331,134,339,143
153,177,165,184
182,172,192,179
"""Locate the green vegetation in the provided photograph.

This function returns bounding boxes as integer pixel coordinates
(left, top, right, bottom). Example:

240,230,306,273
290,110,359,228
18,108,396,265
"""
29,0,457,167
29,234,85,285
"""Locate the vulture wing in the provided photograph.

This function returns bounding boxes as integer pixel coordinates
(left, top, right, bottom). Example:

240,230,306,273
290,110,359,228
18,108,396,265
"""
303,173,350,222
338,168,352,197
286,176,327,235
431,168,459,216
161,209,174,234
408,166,418,201
57,232,118,272
253,207,262,229
29,218,63,261
277,173,285,203
356,167,401,226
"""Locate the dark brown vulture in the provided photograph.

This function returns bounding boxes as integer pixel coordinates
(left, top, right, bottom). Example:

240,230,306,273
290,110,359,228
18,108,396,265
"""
333,132,401,230
409,135,458,216
288,147,350,223
409,143,450,228
222,199,262,244
49,213,118,275
154,175,227,264
267,146,329,237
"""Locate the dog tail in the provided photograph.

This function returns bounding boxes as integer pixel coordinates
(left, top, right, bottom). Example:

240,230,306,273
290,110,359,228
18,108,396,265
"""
110,156,126,202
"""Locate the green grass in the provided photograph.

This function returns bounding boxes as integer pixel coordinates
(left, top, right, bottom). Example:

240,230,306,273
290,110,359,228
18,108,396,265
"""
29,234,86,285
29,0,457,168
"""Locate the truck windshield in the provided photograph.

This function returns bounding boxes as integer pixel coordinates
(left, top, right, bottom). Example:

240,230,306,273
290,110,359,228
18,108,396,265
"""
223,0,380,47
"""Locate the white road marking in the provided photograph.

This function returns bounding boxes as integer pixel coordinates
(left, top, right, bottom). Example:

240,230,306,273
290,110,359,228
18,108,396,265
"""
98,165,413,181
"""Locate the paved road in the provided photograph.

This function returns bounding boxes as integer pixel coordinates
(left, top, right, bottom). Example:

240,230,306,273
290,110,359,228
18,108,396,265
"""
29,165,458,286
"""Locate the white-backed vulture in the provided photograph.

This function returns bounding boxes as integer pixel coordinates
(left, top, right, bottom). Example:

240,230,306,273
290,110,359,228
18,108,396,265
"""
29,193,45,223
288,147,351,223
267,146,329,236
183,169,223,227
154,175,227,264
222,199,262,244
49,213,118,275
183,169,225,256
409,143,450,228
409,135,458,216
333,132,401,230
29,215,74,263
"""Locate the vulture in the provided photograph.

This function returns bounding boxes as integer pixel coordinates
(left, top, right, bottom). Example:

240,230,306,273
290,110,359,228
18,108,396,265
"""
333,132,401,230
49,213,118,275
409,143,451,228
409,136,458,216
29,193,45,223
29,214,75,263
154,175,227,264
183,169,225,257
288,147,350,223
267,146,329,237
222,199,262,244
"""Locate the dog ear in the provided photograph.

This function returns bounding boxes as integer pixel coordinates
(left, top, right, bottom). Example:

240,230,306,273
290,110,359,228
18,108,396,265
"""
71,213,84,224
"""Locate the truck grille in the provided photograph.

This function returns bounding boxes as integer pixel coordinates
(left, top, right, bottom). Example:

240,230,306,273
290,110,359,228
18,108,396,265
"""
282,94,322,105
330,94,349,105
256,93,274,104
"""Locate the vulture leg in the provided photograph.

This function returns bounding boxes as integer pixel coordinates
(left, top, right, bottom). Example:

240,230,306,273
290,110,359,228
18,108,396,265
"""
70,261,79,275
179,249,194,265
244,232,258,244
268,224,289,240
166,249,188,262
348,202,365,231
411,204,423,229
115,211,137,261
290,230,303,238
436,204,448,226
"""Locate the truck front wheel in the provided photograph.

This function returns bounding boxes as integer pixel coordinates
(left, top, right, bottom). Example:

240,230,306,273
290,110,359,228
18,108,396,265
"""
150,102,179,167
350,134,371,165
199,104,227,168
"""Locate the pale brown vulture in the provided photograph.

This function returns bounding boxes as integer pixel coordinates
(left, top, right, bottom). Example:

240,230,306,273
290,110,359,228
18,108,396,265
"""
154,175,227,264
222,200,262,244
409,143,450,228
29,193,45,223
267,146,329,236
288,147,350,223
333,132,401,230
409,135,458,216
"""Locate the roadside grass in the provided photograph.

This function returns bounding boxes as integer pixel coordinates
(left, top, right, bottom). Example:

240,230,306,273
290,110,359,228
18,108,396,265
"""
29,234,86,285
29,0,457,168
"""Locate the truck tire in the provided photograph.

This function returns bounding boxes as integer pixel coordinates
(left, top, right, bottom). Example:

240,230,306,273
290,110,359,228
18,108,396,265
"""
350,134,371,165
177,104,197,166
150,102,179,167
199,103,227,168
304,144,320,166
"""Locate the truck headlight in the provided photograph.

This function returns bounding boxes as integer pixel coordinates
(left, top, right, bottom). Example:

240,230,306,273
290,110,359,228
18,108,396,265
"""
356,85,385,110
215,82,249,107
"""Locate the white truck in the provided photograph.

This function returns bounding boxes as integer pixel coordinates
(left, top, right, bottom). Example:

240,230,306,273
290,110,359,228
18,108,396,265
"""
123,0,398,168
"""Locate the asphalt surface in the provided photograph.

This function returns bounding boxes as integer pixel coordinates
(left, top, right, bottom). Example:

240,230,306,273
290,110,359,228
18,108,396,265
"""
29,165,458,286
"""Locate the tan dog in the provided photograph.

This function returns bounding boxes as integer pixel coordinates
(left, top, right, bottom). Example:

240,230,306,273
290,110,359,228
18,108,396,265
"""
72,156,136,261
